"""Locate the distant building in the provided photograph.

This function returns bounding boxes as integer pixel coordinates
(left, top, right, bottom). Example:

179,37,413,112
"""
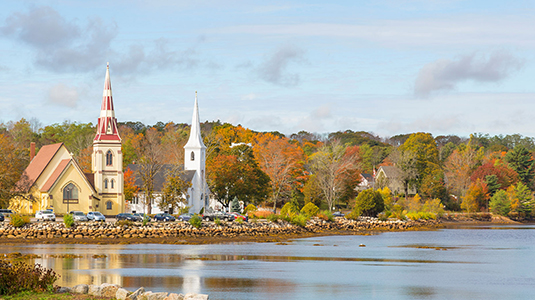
375,165,416,195
355,173,375,192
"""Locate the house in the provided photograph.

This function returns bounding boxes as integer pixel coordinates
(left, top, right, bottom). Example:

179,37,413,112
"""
355,173,375,192
375,165,416,196
13,64,124,215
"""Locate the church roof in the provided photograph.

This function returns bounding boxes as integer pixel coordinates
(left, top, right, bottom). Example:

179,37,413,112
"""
126,164,196,192
94,63,121,142
41,159,71,192
19,143,63,192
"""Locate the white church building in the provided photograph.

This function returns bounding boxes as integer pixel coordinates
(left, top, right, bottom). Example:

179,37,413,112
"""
126,92,210,215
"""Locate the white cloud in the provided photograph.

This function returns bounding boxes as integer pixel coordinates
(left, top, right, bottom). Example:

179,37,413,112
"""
414,51,524,97
257,45,305,87
48,83,79,107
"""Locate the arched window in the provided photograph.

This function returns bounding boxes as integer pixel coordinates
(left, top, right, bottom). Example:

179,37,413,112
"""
106,150,113,166
111,179,115,189
63,183,79,204
190,151,195,161
104,179,108,189
106,201,112,210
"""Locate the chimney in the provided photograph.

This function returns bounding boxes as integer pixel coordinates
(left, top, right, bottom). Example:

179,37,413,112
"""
30,142,36,161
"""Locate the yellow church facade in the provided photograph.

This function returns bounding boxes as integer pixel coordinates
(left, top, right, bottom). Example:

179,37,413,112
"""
12,64,124,215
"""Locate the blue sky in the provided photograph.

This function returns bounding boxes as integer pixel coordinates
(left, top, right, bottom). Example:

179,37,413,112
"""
1,0,534,138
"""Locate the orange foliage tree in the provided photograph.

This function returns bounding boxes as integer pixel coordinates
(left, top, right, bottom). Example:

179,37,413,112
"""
461,179,489,213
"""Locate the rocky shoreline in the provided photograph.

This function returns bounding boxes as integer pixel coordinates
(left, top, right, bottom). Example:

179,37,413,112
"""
0,217,440,243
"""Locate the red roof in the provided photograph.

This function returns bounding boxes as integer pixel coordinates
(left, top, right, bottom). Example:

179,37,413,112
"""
20,143,63,191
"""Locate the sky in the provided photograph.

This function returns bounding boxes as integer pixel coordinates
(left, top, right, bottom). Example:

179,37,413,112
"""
1,0,535,138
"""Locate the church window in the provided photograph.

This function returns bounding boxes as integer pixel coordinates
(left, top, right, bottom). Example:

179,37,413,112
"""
63,183,79,204
191,151,195,161
111,179,115,189
106,201,112,210
104,179,108,189
106,150,113,166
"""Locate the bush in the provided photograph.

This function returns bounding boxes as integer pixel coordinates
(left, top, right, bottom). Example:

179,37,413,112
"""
317,210,334,221
116,220,133,227
353,189,384,217
189,215,202,229
280,202,299,217
249,210,273,219
179,206,191,215
300,203,320,217
244,204,257,214
0,260,58,295
214,218,221,225
10,214,30,228
267,214,281,222
63,214,74,228
290,214,309,227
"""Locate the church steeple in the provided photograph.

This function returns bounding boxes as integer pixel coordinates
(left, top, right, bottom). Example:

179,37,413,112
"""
94,63,120,142
184,91,206,149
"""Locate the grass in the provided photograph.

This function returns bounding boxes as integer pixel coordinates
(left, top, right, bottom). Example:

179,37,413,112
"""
1,291,117,299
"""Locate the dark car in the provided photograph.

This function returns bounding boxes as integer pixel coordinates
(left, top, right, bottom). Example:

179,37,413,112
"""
116,213,142,222
202,211,234,222
133,213,151,222
154,213,176,222
333,211,345,218
178,213,194,222
0,213,4,222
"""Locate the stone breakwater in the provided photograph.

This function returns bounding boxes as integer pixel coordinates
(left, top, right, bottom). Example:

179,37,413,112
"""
0,217,439,240
58,283,208,300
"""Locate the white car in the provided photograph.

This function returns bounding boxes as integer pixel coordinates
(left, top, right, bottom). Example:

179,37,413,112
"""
35,210,56,222
87,211,106,222
69,211,88,222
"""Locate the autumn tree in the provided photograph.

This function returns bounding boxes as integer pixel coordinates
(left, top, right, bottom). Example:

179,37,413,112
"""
253,133,305,211
508,182,533,215
444,142,482,206
398,132,440,189
470,161,519,191
123,167,139,202
132,128,163,214
119,125,137,166
160,167,191,213
308,140,361,211
461,179,489,213
0,134,31,207
160,123,189,164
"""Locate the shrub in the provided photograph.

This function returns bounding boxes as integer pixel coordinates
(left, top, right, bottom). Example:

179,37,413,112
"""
290,214,309,227
116,220,133,227
250,210,273,219
280,202,299,217
142,217,149,226
214,218,221,225
10,214,30,228
267,214,281,222
63,214,74,228
189,215,202,229
300,203,320,217
422,198,445,218
353,189,384,217
0,260,58,295
244,204,257,214
236,217,243,224
317,210,334,221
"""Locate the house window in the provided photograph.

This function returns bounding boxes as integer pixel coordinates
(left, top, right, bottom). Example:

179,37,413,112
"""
63,183,79,204
190,151,195,161
111,179,115,189
106,201,112,210
106,150,113,166
104,179,108,189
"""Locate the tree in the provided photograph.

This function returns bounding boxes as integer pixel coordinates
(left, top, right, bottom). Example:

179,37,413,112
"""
351,189,384,217
160,167,191,213
505,144,535,187
398,132,440,188
462,179,489,213
230,197,240,213
508,182,533,215
253,134,305,211
484,175,501,196
470,162,518,191
0,134,32,208
308,140,361,211
303,174,323,207
132,128,164,214
444,142,482,201
489,190,510,216
123,168,138,202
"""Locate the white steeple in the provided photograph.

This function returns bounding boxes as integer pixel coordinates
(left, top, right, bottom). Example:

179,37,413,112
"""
184,91,206,150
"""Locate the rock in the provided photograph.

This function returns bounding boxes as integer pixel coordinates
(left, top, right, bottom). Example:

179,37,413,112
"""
116,287,131,300
72,284,89,294
184,293,209,300
127,287,146,300
101,283,121,297
164,293,184,300
88,285,102,296
57,286,71,294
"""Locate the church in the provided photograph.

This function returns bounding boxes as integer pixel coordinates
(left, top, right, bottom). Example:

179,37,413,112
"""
13,64,207,215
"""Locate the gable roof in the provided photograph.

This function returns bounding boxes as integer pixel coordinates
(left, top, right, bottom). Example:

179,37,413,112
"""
361,173,374,181
41,159,70,192
20,143,63,191
126,164,196,192
378,166,401,178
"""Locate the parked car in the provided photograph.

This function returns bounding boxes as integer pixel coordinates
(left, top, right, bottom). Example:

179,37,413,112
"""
333,211,345,218
116,213,142,222
35,210,56,222
202,211,234,222
230,212,248,222
69,211,88,222
87,211,106,222
0,209,14,217
0,213,4,222
178,213,194,222
154,213,176,222
133,213,151,222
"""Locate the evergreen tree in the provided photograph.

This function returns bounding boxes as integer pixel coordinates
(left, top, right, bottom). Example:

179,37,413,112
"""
505,145,534,187
230,197,240,213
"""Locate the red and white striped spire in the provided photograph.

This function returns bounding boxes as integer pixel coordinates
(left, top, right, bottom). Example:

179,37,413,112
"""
94,63,121,142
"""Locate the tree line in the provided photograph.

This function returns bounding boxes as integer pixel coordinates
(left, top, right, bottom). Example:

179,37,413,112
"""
2,118,535,219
